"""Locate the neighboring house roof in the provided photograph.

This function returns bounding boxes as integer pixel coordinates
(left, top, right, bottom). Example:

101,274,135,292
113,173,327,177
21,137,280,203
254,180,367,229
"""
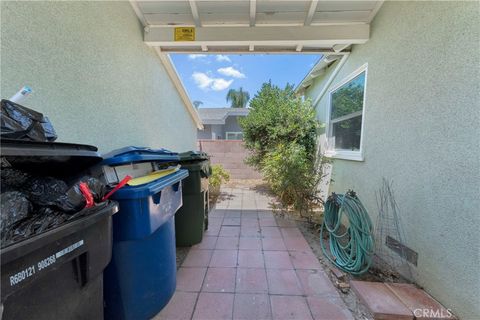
197,108,249,125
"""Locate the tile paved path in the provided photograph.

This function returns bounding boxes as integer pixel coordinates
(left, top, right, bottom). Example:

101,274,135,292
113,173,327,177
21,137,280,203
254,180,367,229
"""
155,184,354,320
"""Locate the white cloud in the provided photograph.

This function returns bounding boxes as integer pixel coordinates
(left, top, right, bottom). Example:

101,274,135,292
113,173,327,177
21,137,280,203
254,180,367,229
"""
188,54,207,60
217,66,246,79
211,78,234,91
216,55,231,62
192,72,213,89
192,72,233,91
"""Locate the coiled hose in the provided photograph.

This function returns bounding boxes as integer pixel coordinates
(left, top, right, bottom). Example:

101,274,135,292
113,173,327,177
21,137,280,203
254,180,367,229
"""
320,191,374,275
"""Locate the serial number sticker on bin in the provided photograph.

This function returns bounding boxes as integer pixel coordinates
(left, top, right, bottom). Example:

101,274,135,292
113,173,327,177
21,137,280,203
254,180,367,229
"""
9,240,84,287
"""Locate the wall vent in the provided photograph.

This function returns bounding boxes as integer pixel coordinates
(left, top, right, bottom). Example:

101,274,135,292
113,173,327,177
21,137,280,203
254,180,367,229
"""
385,236,418,266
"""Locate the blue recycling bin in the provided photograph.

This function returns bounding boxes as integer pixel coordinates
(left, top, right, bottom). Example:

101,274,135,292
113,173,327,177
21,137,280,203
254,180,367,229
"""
102,147,189,320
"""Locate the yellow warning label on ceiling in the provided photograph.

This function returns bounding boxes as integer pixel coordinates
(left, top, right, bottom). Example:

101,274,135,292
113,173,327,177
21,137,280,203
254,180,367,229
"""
174,27,195,41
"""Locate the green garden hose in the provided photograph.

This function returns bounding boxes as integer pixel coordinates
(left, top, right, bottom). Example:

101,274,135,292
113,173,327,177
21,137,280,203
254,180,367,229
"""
320,191,374,275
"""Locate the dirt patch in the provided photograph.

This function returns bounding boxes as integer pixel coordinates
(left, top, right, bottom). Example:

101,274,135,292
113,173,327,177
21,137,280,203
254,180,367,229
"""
226,178,265,188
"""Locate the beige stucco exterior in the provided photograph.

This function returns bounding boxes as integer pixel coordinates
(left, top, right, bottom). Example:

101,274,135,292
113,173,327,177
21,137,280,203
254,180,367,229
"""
304,2,479,319
1,1,197,153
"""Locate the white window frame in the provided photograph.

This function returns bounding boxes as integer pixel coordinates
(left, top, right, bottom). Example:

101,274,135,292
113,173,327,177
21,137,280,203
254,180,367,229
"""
225,131,243,140
325,63,368,161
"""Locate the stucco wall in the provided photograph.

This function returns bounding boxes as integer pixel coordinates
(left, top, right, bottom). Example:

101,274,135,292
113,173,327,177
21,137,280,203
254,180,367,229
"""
224,115,243,134
197,124,213,140
197,124,224,140
210,124,224,140
304,2,479,318
0,1,197,153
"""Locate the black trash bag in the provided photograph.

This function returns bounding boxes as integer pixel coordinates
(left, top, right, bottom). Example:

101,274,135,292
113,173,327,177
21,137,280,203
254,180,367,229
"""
1,99,57,142
1,203,106,247
1,167,32,189
1,207,68,246
56,177,107,213
24,176,68,207
29,207,68,234
0,191,33,239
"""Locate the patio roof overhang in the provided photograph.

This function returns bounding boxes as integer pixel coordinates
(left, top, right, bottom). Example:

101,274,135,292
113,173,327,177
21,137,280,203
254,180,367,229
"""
129,1,383,130
131,0,383,54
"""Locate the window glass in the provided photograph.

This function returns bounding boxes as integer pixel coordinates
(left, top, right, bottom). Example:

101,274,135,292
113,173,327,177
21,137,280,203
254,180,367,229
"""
226,132,243,140
331,72,365,120
329,69,366,153
331,116,362,151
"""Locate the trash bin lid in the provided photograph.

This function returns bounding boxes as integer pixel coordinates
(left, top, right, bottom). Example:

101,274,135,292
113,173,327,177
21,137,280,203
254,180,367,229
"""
102,146,179,166
111,169,189,199
0,138,102,176
178,151,209,162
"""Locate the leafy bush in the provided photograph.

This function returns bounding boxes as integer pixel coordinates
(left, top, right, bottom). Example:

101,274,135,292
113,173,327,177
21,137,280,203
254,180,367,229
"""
240,82,330,218
209,164,230,201
261,144,330,218
240,82,318,168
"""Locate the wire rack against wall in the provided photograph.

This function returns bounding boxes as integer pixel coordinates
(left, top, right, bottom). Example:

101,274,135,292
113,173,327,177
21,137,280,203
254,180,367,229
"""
374,178,414,282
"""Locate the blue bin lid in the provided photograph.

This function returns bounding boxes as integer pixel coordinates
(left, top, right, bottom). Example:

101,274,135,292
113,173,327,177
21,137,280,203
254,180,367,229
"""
111,169,189,199
102,146,179,166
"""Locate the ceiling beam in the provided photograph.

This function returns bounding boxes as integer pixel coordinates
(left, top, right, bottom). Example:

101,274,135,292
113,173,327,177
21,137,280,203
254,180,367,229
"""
129,0,147,27
145,25,369,47
148,21,366,29
250,0,256,27
155,47,351,54
367,1,384,23
332,43,350,52
188,0,201,27
304,0,319,26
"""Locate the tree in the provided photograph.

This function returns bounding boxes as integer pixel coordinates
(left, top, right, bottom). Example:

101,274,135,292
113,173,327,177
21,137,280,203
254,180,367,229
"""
226,87,250,108
240,81,328,218
192,100,203,108
240,82,318,168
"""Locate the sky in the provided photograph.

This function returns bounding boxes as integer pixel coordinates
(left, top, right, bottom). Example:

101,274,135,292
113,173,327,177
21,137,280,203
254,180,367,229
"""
170,54,321,108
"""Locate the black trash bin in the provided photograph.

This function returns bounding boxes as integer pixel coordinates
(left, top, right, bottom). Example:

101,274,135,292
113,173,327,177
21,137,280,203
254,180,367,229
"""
0,139,118,320
174,151,211,246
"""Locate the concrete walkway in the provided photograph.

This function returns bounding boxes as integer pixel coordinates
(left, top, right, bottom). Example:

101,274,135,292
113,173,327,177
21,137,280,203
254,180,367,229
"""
155,184,354,320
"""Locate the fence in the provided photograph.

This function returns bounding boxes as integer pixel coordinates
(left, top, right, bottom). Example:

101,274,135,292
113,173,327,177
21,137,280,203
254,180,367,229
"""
197,140,262,180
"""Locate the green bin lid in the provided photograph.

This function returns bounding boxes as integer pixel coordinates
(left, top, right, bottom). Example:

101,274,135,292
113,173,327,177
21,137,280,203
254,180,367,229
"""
179,151,209,161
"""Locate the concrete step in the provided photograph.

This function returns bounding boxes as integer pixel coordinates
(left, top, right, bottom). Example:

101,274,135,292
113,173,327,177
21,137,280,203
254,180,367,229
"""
385,283,456,320
351,281,456,320
350,281,413,320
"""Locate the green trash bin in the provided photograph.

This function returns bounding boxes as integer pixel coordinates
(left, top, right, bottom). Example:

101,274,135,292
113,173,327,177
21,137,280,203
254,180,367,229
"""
175,151,212,246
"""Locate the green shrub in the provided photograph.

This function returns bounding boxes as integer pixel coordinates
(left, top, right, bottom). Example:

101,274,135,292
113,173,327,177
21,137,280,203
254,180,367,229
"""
209,164,230,198
240,82,318,168
262,143,330,217
240,81,330,218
